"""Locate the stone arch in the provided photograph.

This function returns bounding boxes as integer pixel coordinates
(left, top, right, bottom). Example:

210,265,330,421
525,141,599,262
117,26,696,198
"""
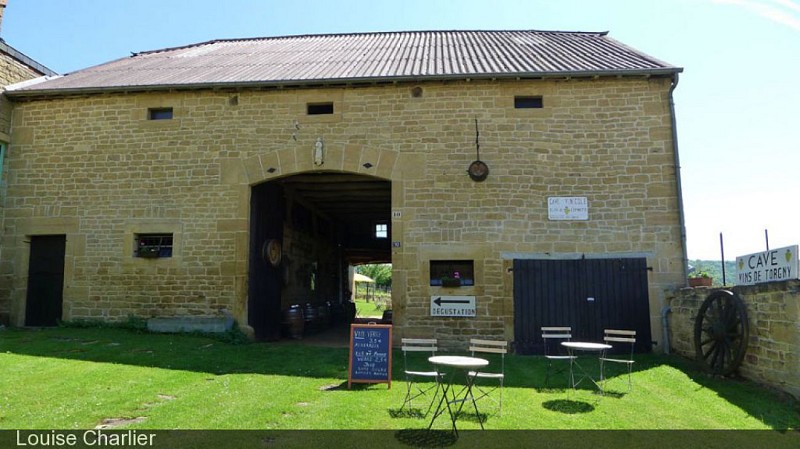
236,144,407,340
238,145,402,187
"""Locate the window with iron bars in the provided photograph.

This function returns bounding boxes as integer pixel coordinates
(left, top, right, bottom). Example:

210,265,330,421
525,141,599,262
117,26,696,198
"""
135,233,173,258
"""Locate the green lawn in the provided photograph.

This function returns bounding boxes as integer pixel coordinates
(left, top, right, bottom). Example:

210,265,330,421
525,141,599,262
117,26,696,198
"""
354,299,385,318
1,326,798,431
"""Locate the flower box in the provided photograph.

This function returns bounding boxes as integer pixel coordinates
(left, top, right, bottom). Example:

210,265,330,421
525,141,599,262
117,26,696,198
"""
688,277,712,287
440,277,462,288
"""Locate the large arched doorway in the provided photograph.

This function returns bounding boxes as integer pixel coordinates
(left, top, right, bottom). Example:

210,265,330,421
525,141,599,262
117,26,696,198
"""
248,171,391,340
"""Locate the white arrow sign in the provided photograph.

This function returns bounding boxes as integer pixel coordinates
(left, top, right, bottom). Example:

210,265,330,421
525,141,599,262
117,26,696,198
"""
430,296,476,317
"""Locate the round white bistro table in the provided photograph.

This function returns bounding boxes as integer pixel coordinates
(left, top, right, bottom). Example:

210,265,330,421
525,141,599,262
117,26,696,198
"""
561,342,612,393
427,355,489,434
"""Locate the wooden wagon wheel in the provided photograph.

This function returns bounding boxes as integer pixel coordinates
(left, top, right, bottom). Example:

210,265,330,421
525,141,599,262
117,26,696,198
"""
693,290,749,376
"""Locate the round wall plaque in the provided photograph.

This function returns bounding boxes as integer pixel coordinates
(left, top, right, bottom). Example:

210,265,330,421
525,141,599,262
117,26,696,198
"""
467,160,489,182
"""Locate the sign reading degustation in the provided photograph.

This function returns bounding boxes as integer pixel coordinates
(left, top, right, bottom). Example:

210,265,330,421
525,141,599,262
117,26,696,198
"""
736,245,799,286
430,296,476,317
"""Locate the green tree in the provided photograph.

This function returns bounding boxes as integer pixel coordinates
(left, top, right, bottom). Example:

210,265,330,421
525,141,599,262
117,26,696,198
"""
355,264,392,287
688,259,738,286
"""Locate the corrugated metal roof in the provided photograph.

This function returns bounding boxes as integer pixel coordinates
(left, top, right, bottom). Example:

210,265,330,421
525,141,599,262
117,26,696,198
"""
7,30,681,95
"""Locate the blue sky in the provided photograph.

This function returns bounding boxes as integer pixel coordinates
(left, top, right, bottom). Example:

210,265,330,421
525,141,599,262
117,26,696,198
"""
3,0,799,260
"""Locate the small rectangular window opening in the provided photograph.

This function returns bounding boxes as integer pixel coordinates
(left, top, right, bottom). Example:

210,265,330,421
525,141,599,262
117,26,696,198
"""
148,107,174,120
135,233,173,258
375,223,388,239
307,102,334,115
430,260,475,287
514,96,543,109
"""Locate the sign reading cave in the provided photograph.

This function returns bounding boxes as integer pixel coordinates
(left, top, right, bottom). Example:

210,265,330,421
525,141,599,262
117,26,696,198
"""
736,245,799,286
430,296,476,317
548,196,589,221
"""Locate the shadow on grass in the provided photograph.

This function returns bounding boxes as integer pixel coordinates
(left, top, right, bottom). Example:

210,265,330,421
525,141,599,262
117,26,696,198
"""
2,327,799,430
394,429,457,448
666,355,800,431
451,410,488,425
596,390,626,399
542,399,595,414
0,326,352,379
388,408,429,419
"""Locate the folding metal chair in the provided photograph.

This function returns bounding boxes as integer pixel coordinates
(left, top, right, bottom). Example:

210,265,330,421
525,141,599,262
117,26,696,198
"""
400,338,442,416
468,338,507,415
542,326,577,387
599,329,636,391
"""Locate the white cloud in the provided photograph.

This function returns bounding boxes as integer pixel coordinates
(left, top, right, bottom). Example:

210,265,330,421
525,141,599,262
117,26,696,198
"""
713,0,800,29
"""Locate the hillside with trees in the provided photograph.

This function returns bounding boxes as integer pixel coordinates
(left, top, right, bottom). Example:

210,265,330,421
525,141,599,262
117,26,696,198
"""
688,259,738,286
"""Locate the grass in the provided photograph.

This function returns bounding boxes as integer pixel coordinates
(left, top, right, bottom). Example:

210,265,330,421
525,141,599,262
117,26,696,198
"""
354,299,385,318
1,326,799,431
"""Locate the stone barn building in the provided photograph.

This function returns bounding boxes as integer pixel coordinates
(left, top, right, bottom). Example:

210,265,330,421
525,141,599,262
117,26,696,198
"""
0,30,686,351
0,0,57,324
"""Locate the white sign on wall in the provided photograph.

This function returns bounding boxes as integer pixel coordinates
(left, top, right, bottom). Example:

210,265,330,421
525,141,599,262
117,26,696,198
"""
735,245,799,286
430,296,476,317
548,197,589,221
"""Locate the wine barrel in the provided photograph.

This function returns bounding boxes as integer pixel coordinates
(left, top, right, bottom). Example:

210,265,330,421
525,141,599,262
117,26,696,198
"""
318,302,331,328
303,302,319,333
282,305,304,339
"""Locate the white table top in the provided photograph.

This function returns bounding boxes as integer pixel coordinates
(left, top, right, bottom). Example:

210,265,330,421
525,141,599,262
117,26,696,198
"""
561,341,612,351
428,355,489,369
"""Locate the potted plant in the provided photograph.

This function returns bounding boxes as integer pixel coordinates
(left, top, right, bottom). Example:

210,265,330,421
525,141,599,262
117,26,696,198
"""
440,275,462,288
688,270,713,287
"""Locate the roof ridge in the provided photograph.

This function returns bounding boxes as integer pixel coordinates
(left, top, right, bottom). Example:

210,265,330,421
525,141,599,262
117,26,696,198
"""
12,29,680,97
134,29,610,56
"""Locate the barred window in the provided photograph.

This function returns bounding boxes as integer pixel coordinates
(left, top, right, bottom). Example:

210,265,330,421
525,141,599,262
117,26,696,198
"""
135,233,173,258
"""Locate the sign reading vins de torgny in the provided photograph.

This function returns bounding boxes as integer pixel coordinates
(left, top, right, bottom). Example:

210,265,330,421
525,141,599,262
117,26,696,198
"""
736,245,799,286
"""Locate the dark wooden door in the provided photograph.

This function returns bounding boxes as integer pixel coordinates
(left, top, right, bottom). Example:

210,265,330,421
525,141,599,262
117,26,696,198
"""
248,182,285,340
25,235,66,326
513,258,651,355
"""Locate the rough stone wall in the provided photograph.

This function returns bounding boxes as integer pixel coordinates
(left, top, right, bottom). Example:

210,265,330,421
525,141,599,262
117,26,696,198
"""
667,281,800,399
0,50,49,325
2,77,685,346
0,51,43,132
0,51,40,86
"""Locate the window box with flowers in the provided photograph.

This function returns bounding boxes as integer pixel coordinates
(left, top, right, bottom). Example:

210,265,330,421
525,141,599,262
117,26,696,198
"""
688,271,713,287
440,275,463,288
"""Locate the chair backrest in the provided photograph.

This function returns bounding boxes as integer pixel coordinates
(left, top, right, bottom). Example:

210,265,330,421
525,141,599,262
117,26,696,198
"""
401,338,438,370
541,326,572,356
603,329,636,357
469,338,507,372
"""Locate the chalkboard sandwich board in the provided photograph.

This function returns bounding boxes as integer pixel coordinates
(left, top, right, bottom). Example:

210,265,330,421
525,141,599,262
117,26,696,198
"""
348,323,392,389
